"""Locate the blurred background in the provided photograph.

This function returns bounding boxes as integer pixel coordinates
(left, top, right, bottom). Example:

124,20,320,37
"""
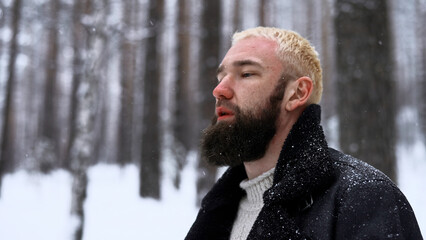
0,0,425,239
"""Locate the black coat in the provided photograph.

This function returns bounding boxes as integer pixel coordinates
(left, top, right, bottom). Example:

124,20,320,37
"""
185,104,423,240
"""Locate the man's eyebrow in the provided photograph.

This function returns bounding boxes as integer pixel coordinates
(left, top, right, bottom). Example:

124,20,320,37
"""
216,60,263,76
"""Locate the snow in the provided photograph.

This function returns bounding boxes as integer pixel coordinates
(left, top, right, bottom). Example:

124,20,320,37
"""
397,140,426,234
0,170,73,239
83,163,197,240
0,143,424,239
0,161,198,240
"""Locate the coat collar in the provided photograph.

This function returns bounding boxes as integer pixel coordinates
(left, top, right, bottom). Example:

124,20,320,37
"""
245,104,335,239
264,104,334,206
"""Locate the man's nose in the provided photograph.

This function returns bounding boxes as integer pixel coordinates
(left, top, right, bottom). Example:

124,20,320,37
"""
212,78,234,100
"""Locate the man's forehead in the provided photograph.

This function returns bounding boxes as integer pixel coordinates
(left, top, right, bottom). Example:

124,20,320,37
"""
216,59,264,75
227,39,274,57
217,37,279,74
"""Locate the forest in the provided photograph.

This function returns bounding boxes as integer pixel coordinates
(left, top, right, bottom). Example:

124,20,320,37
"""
0,0,425,239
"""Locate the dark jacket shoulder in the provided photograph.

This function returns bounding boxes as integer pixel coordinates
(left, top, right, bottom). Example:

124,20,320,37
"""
329,147,392,183
325,148,423,240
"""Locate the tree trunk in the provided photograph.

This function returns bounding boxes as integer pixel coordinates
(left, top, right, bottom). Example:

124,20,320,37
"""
0,1,5,56
233,0,241,31
66,0,91,169
92,0,111,166
259,0,267,26
0,0,22,195
335,0,397,181
69,0,95,239
196,0,221,204
418,0,426,140
118,0,137,166
140,0,164,199
172,0,194,189
37,0,60,173
320,0,336,122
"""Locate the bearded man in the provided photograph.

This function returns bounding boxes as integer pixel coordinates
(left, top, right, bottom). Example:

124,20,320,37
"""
185,27,422,240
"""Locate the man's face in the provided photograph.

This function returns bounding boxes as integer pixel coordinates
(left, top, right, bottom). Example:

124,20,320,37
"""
214,37,284,121
201,37,286,166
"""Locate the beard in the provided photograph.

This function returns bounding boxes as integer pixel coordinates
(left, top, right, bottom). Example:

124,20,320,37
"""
200,82,285,167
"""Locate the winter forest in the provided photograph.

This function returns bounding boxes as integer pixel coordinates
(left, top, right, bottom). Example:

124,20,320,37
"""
0,0,425,239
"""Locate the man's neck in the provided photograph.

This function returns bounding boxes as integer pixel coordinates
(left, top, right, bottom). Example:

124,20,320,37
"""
243,142,281,179
243,111,299,179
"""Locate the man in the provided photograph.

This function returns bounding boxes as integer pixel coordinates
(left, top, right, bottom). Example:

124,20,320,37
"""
185,27,422,240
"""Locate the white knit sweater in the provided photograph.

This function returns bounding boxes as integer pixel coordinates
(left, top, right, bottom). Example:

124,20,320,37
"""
230,168,275,240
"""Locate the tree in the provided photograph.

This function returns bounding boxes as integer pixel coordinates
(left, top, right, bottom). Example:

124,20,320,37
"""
0,1,6,56
196,0,221,204
259,0,267,26
0,0,22,195
172,0,194,189
233,0,241,31
319,0,337,122
68,0,97,239
335,0,397,181
92,0,112,166
118,0,137,166
140,0,164,199
419,0,426,140
66,0,83,170
37,0,61,173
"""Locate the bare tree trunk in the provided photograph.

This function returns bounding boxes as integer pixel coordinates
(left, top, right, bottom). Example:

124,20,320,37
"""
172,0,193,189
70,78,96,240
92,0,111,166
418,0,426,140
233,0,241,31
0,0,22,195
196,0,221,205
335,0,397,181
37,0,60,173
66,0,89,170
140,0,164,199
0,1,5,56
259,0,267,26
68,0,95,239
320,0,336,122
118,0,136,166
66,2,82,170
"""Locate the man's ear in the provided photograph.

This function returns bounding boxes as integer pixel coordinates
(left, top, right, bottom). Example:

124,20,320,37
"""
285,76,313,111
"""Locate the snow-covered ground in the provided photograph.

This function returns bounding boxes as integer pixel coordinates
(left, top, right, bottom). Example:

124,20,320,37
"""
397,140,426,236
0,160,199,240
0,142,424,240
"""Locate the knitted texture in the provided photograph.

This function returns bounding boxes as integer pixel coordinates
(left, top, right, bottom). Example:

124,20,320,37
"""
230,168,275,240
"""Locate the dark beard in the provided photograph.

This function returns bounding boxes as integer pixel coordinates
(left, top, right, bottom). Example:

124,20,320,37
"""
200,85,284,167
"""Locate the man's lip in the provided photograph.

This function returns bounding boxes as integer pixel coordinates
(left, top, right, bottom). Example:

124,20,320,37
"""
216,106,234,120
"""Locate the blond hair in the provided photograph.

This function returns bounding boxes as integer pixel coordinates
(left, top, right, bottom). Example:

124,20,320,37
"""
232,27,323,104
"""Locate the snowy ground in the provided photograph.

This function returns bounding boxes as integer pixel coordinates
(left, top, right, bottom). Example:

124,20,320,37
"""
0,143,424,240
396,140,426,236
0,160,199,240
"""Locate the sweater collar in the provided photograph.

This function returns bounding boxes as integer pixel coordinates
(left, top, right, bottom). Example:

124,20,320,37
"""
240,167,275,206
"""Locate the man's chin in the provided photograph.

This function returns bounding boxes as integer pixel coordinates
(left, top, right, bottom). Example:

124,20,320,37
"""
205,151,264,167
206,158,243,167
